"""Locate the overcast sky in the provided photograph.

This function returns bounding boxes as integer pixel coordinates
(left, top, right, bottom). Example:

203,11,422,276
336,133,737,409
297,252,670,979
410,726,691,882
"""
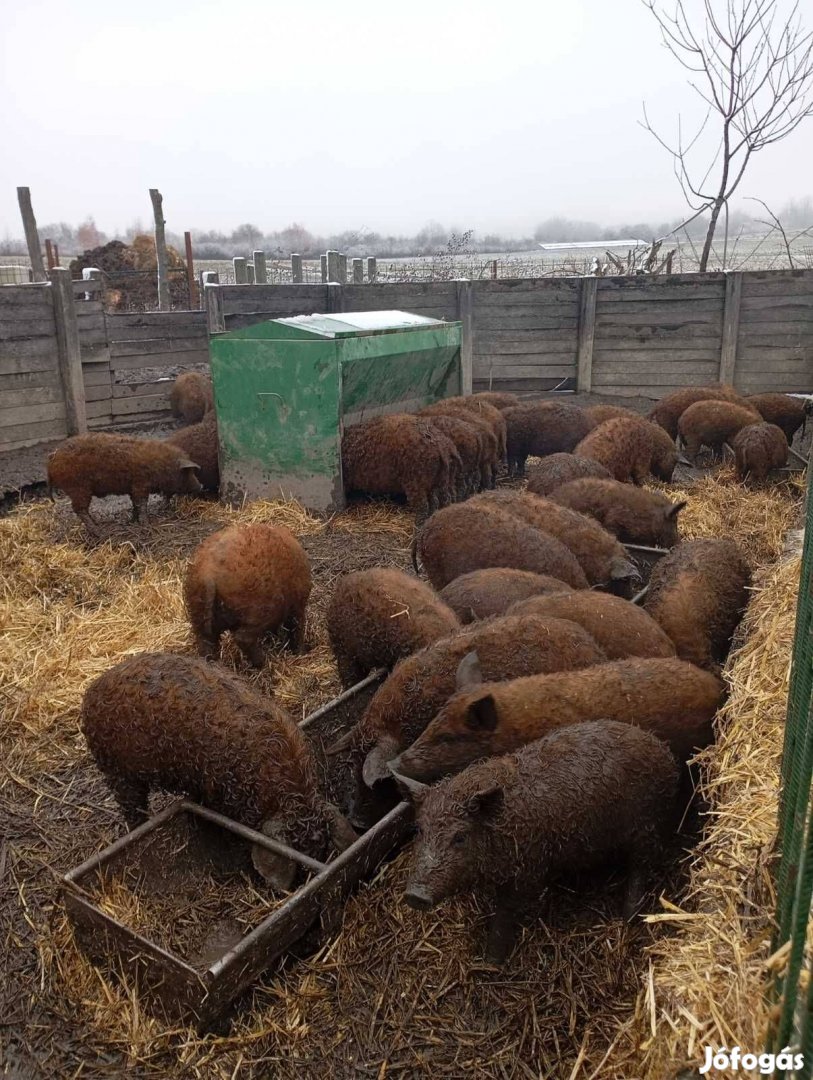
1,0,811,238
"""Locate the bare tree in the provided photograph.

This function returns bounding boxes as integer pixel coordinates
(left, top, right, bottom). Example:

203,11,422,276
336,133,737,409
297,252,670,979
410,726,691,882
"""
642,0,813,271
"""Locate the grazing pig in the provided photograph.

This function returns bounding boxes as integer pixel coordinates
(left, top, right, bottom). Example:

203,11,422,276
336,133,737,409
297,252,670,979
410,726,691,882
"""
342,414,462,515
525,453,612,496
184,523,312,667
732,422,789,483
81,652,356,888
507,592,676,660
401,721,679,961
470,391,520,411
47,433,202,529
421,400,504,471
677,400,761,462
439,568,574,623
391,655,723,781
745,393,812,445
551,478,687,547
574,416,659,485
415,502,589,591
421,413,493,493
646,420,680,481
326,568,459,687
169,371,214,424
648,384,744,440
586,403,642,427
644,539,751,672
470,490,639,594
166,410,219,492
502,402,593,476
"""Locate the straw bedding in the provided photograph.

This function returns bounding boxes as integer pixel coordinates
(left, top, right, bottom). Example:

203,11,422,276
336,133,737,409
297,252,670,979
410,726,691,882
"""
0,468,804,1079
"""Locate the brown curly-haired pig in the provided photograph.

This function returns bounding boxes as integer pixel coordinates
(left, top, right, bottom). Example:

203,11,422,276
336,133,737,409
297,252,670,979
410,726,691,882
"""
585,403,641,427
525,452,612,496
507,591,676,660
415,502,589,591
326,567,460,687
420,399,504,471
677,400,761,461
47,432,202,529
401,721,680,962
502,401,593,476
342,414,462,516
332,613,606,825
469,391,520,411
184,523,312,667
551,478,687,547
574,416,660,484
745,393,812,445
81,652,356,889
732,422,789,483
470,490,639,594
648,384,744,440
644,538,751,672
421,413,491,495
439,568,574,623
391,655,724,783
166,410,219,492
169,371,214,424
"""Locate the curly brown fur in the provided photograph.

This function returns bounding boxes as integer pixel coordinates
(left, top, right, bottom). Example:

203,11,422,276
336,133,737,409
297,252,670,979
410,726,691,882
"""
647,384,744,440
502,402,593,476
745,393,811,444
644,539,751,672
166,410,219,491
184,523,312,667
507,591,676,660
585,404,641,427
471,490,639,593
525,453,613,496
169,371,213,424
677,400,761,461
326,568,459,687
421,413,494,493
551,478,686,547
469,391,520,411
392,656,724,782
420,400,503,473
574,416,658,485
439,568,574,623
47,433,202,528
645,420,679,481
81,653,354,886
416,502,589,591
341,414,462,515
403,722,680,960
732,422,789,483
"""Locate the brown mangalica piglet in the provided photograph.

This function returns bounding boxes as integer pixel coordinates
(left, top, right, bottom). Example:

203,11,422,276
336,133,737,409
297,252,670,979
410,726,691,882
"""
419,401,502,482
331,614,606,827
422,397,507,462
169,371,214,424
184,523,312,667
502,401,594,477
81,653,357,889
391,655,723,782
507,591,676,660
47,432,202,529
648,384,744,440
422,414,491,495
400,721,680,962
585,403,642,427
644,538,751,672
469,391,520,411
550,478,687,548
439,568,574,624
326,567,459,687
574,417,668,485
525,452,612,496
745,393,812,445
732,423,789,483
676,400,761,462
166,410,220,492
415,502,589,591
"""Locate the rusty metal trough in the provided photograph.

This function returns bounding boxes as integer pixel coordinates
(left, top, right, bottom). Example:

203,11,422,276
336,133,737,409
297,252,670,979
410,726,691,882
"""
62,670,412,1030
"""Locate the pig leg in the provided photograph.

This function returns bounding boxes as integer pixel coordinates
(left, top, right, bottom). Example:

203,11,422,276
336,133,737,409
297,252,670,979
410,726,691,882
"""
130,487,150,523
193,631,220,660
404,481,430,518
622,829,660,919
234,629,266,668
483,893,521,964
69,490,96,531
336,653,366,689
288,606,307,654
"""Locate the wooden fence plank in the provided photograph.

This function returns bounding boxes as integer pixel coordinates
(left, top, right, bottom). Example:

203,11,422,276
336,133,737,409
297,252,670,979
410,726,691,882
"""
473,314,580,331
110,350,209,372
111,380,173,399
576,277,597,392
109,337,208,358
111,394,172,417
0,286,52,308
0,400,67,425
0,418,68,448
473,363,576,379
0,384,63,409
0,369,60,392
719,271,743,385
0,351,57,374
592,369,719,386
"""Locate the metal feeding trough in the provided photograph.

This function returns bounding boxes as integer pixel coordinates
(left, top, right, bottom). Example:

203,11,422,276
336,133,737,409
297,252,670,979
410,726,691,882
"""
62,670,412,1031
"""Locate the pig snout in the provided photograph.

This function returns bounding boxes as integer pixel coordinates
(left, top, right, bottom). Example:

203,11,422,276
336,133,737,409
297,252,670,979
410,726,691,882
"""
403,883,436,911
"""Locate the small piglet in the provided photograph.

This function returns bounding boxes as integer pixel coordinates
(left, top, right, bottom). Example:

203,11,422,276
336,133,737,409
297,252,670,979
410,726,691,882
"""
401,720,679,962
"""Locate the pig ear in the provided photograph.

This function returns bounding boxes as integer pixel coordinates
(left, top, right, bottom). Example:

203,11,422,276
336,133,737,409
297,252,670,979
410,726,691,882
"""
390,770,429,804
362,735,400,788
455,650,483,691
466,782,504,820
464,693,499,732
251,819,297,891
325,803,357,852
667,500,688,519
178,459,200,472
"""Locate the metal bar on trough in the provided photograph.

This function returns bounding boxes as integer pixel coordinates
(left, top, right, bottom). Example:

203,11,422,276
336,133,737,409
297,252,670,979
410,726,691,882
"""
62,799,186,885
632,585,651,605
181,802,327,874
298,669,386,731
623,543,670,557
789,446,810,467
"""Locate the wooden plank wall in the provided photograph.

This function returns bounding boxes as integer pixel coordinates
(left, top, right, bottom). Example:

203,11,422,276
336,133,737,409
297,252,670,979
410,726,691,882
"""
219,284,329,331
341,282,459,321
735,270,813,393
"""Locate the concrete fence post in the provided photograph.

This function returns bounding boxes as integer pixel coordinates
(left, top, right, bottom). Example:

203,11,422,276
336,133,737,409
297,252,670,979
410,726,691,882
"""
352,258,364,284
50,267,87,435
719,271,743,387
204,279,226,333
253,250,266,286
291,254,303,283
326,250,341,283
320,254,328,283
456,279,474,395
367,257,377,284
338,253,347,282
246,263,255,284
233,257,247,284
576,276,598,392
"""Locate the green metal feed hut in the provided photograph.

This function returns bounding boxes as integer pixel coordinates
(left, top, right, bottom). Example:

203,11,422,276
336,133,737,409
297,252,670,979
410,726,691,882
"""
209,310,463,511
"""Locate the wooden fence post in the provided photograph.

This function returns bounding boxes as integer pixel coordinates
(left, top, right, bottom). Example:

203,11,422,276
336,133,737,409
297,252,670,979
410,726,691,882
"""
204,276,225,333
17,187,46,282
53,243,60,267
45,240,56,270
338,254,347,282
367,257,377,283
456,280,474,395
320,254,328,283
233,257,247,284
719,271,743,387
253,250,267,286
291,254,303,283
149,188,171,311
352,258,363,284
576,276,598,392
184,231,198,308
326,250,341,283
50,267,87,435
